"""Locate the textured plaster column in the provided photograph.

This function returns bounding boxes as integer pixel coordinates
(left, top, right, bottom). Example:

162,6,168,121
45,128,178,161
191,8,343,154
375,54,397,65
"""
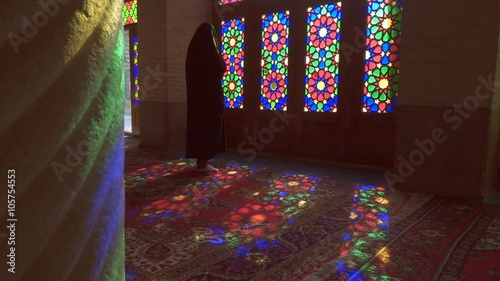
394,0,500,199
0,0,125,280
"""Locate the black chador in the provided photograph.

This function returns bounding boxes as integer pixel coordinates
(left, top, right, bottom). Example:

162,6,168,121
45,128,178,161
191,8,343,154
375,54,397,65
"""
185,23,226,165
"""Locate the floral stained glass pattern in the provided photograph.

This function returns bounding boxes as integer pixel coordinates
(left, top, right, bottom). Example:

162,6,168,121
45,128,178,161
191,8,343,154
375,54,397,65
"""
305,3,342,112
122,0,138,26
219,0,243,4
261,11,290,111
364,0,402,113
221,18,245,109
132,36,139,105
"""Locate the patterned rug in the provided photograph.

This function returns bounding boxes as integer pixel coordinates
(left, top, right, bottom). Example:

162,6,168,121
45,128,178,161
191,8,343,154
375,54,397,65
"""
124,148,500,281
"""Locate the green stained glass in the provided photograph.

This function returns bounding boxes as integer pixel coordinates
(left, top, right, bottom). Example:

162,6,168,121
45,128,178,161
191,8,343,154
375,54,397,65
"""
221,18,245,108
261,11,290,111
363,0,402,113
132,36,139,105
305,3,342,112
122,0,138,26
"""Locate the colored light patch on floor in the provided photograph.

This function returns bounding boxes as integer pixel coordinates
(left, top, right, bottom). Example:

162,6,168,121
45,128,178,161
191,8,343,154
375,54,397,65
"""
124,159,194,189
124,148,500,281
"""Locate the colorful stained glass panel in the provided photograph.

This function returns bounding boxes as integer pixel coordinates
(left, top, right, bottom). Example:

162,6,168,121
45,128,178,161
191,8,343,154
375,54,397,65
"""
123,0,138,26
219,0,243,4
132,36,139,105
305,3,342,112
261,11,290,111
221,18,245,109
363,0,402,113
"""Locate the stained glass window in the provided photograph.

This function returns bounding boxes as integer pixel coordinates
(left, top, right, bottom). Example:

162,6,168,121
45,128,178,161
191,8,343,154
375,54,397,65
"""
221,18,245,109
305,3,342,112
122,0,138,26
364,0,402,113
219,0,243,4
261,11,290,111
132,36,139,105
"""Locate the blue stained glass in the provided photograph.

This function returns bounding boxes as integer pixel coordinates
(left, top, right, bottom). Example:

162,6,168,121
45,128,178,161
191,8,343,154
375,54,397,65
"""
221,18,245,108
261,11,290,111
304,3,342,112
363,0,402,113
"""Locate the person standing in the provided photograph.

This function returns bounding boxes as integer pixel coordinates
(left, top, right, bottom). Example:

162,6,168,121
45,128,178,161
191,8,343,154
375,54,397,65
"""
185,23,226,171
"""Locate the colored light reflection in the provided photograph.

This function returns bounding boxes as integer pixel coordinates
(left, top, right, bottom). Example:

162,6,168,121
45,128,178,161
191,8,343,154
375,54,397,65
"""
334,185,391,279
124,159,193,189
203,173,319,253
126,164,254,228
126,162,321,258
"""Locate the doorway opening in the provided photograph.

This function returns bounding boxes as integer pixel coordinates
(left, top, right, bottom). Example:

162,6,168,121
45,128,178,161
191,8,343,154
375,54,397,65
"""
123,0,139,134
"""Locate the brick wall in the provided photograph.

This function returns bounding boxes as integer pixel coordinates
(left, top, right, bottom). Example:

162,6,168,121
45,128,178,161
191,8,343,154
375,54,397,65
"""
166,0,211,103
138,0,212,103
138,0,168,102
138,0,211,150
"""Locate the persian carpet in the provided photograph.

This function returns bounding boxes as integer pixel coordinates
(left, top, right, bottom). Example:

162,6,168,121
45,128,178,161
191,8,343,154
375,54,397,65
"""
124,148,500,281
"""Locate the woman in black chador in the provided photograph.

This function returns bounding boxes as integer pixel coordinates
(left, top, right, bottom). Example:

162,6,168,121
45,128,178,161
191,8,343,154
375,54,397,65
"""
185,23,226,172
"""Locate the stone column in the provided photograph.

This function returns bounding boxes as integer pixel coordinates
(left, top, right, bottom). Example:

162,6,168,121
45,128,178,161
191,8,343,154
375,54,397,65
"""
0,0,125,280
